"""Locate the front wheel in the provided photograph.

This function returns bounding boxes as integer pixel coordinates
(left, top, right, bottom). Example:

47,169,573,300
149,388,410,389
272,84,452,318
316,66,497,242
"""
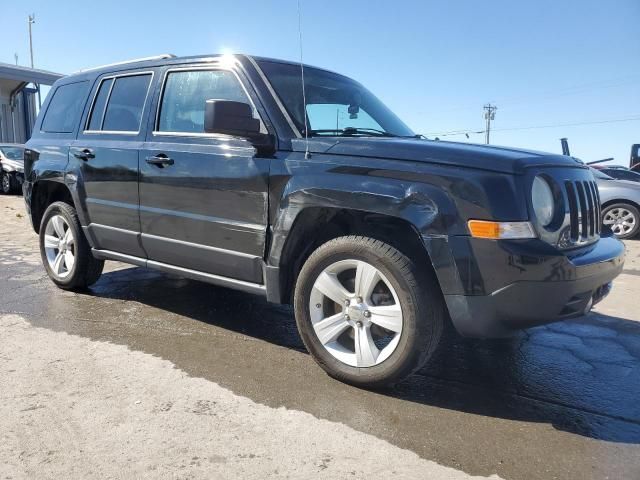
1,172,14,194
602,203,640,239
39,201,105,290
294,236,444,388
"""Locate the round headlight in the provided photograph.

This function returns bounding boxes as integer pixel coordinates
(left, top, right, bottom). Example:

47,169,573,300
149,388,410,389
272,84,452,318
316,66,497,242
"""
532,176,555,226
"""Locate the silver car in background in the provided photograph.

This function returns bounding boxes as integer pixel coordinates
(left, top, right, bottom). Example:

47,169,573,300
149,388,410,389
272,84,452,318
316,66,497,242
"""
0,144,25,195
593,168,640,239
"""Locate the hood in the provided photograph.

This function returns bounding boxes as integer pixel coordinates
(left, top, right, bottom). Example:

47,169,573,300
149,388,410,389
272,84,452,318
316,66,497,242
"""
611,179,640,188
1,158,24,172
294,137,586,174
596,177,640,188
596,177,640,204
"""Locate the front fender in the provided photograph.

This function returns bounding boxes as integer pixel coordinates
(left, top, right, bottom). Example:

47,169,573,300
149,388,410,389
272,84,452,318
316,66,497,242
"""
269,175,458,265
266,152,528,300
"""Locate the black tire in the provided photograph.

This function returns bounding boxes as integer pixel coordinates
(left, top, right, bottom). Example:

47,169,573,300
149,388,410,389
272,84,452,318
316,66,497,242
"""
39,201,104,290
294,235,444,388
602,203,640,240
1,172,14,194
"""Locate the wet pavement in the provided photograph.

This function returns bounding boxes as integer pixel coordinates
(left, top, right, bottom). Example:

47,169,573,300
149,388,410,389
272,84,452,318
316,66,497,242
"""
1,194,640,479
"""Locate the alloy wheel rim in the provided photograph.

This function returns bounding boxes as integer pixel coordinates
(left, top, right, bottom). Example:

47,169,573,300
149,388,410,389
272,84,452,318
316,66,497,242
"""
309,259,403,367
603,208,636,236
1,174,9,192
44,215,75,279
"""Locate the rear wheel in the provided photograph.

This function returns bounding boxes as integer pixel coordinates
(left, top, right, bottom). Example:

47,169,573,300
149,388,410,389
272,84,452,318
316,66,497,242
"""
602,203,639,239
294,236,444,388
39,201,104,289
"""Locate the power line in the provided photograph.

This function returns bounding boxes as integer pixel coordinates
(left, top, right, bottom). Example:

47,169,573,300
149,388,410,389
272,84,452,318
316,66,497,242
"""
419,73,640,116
427,115,640,138
492,115,640,133
489,74,640,107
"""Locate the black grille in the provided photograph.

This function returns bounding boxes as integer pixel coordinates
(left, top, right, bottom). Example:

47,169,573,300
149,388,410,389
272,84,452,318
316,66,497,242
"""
564,180,601,243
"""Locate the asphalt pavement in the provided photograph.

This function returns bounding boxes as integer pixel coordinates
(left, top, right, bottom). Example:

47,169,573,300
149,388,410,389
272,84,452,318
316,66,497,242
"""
1,194,639,479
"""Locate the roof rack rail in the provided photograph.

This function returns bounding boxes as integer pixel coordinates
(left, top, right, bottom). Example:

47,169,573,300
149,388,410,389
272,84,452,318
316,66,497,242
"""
73,54,177,74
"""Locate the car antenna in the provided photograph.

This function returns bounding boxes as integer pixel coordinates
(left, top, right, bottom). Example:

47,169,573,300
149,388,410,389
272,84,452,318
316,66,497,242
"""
297,0,311,159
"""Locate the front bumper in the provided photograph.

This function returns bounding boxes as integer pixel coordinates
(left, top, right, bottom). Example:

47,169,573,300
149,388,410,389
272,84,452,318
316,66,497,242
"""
440,236,625,338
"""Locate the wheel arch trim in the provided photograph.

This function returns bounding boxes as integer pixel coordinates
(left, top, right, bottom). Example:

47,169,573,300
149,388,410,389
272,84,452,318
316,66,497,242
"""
265,180,463,304
28,178,79,234
601,199,640,212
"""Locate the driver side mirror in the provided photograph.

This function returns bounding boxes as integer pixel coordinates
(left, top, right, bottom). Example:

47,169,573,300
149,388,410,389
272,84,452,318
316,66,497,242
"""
204,100,259,136
204,100,275,155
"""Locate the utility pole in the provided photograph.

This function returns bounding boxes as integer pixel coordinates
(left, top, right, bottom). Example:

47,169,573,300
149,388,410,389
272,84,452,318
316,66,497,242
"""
14,53,18,65
28,14,35,68
483,104,497,144
28,14,41,107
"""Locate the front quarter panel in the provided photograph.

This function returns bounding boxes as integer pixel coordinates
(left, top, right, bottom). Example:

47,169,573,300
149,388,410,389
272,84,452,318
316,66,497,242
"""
597,179,640,206
267,151,528,294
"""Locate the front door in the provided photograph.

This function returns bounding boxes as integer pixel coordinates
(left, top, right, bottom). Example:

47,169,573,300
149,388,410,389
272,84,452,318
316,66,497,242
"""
139,67,270,284
74,70,155,257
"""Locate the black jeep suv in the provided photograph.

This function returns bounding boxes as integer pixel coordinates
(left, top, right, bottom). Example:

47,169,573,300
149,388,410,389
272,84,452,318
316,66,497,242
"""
23,54,625,387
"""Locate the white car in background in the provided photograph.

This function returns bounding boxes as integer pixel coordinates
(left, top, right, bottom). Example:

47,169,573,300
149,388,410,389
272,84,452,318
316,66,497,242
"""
0,144,25,195
592,167,640,239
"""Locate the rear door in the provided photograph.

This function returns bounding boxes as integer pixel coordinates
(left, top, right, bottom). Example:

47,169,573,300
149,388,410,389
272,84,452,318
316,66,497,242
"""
74,70,156,257
138,65,270,283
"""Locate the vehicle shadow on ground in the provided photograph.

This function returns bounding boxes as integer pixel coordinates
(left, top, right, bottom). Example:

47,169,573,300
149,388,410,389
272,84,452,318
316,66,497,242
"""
88,266,640,444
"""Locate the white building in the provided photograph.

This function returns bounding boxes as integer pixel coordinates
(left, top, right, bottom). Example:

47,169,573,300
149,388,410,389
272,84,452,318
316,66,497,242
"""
0,63,62,143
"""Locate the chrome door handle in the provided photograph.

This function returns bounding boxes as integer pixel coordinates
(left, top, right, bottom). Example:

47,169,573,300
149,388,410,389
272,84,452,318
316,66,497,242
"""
71,148,95,161
145,155,174,167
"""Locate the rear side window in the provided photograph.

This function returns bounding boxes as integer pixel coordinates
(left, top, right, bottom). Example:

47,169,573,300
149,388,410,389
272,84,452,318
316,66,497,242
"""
41,81,89,133
157,70,251,133
86,78,113,131
87,74,152,133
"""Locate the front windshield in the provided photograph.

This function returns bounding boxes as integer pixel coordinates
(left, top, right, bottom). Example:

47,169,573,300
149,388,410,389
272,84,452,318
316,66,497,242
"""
0,147,24,161
590,168,613,180
257,60,414,138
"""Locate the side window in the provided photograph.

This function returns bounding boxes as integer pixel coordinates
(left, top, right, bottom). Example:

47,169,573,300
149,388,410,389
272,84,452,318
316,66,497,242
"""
41,81,89,133
86,74,151,133
157,70,251,133
86,78,113,131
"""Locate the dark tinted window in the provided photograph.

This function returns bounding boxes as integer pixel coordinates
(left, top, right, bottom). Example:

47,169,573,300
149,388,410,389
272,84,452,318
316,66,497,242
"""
87,78,114,131
0,147,24,160
158,70,250,133
102,74,152,132
41,81,89,133
603,169,640,182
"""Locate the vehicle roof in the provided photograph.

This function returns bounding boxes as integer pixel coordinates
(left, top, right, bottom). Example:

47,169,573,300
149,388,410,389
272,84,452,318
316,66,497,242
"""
61,54,343,84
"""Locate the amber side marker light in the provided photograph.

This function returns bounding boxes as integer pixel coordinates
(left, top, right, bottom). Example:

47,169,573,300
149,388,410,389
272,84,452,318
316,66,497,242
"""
468,220,536,240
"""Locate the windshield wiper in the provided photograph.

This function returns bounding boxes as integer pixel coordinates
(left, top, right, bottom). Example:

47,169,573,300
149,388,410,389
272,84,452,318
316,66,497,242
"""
309,127,398,137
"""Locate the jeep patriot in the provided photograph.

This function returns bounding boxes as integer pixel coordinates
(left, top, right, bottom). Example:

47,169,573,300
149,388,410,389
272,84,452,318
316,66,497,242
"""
23,54,625,387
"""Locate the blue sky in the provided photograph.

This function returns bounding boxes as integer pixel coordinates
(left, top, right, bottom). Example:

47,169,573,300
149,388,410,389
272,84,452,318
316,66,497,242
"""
2,0,639,164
